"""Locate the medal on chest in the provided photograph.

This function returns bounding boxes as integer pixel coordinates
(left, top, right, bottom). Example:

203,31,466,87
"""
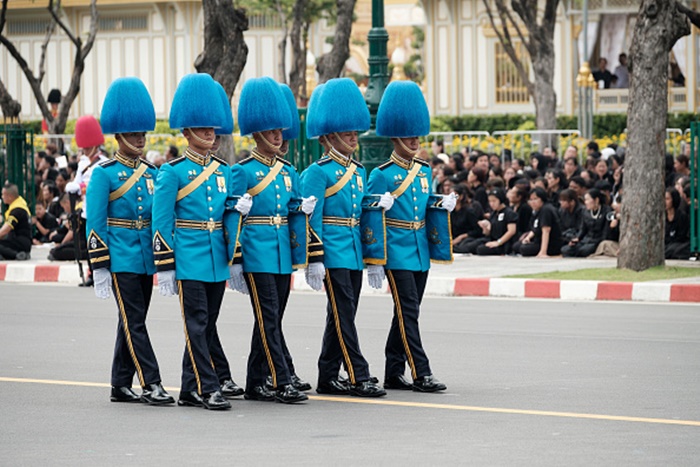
356,175,363,192
146,179,154,195
420,176,429,193
284,175,292,192
217,176,226,193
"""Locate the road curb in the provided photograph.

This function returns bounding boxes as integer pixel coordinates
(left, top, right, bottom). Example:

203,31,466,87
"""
1,263,699,302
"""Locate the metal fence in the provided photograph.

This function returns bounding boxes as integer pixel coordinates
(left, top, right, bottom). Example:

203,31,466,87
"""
424,132,492,155
491,129,583,163
0,125,35,214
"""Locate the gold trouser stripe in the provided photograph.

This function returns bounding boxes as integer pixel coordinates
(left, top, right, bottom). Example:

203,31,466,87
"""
386,270,417,380
247,273,277,388
178,281,202,395
325,271,355,384
112,274,145,387
91,255,110,264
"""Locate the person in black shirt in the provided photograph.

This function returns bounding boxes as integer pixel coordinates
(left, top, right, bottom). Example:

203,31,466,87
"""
664,187,690,259
474,188,518,255
561,188,611,257
468,167,489,214
507,186,531,241
451,185,484,253
32,202,59,244
558,188,584,244
512,187,562,257
545,168,565,209
0,183,32,260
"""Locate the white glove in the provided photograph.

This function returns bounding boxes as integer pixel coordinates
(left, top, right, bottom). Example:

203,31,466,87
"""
93,268,112,299
66,181,81,194
301,196,317,215
378,192,394,211
157,270,177,297
227,264,248,295
235,193,253,216
442,192,457,213
305,262,326,291
367,265,385,289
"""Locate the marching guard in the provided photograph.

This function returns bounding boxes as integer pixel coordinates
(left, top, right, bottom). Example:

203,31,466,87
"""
152,73,240,411
367,81,456,392
85,77,175,405
228,77,313,404
301,78,391,397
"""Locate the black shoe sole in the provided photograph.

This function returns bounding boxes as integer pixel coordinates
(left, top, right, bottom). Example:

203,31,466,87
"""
141,396,175,406
221,390,245,399
412,385,447,393
110,397,141,403
177,399,204,408
243,393,275,402
275,394,309,404
203,403,232,410
384,383,413,390
349,390,387,398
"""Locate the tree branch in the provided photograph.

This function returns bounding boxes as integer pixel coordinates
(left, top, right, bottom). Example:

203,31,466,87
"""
48,0,79,46
542,0,559,31
38,15,58,84
0,77,21,119
677,2,700,29
500,0,531,55
0,0,8,33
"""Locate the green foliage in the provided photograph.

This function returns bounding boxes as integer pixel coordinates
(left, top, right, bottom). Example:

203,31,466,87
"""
154,120,178,135
24,120,42,134
431,113,697,136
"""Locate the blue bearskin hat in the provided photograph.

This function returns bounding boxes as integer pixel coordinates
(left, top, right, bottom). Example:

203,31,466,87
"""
279,84,300,141
305,84,325,140
237,77,291,136
169,73,226,130
100,77,156,134
376,81,430,138
214,82,234,136
316,78,370,136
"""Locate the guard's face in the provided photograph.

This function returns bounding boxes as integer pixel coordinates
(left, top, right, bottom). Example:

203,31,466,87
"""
332,131,358,155
260,129,282,147
119,132,146,156
184,128,215,153
279,140,290,156
392,137,420,159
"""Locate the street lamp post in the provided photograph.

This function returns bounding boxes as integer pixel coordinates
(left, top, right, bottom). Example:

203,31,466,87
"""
576,0,594,141
359,0,393,173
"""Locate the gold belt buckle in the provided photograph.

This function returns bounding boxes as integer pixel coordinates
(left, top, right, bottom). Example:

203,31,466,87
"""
350,218,359,227
411,221,419,230
272,215,282,226
206,220,216,232
134,219,143,230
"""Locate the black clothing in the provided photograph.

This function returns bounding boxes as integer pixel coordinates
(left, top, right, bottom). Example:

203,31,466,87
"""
561,205,611,257
476,206,517,255
178,280,227,395
450,205,483,240
0,206,32,259
593,69,614,89
47,198,63,219
244,273,293,390
33,212,59,243
514,203,532,238
318,268,371,385
385,269,431,380
513,203,562,256
473,185,488,214
665,210,690,259
559,204,584,243
111,273,162,388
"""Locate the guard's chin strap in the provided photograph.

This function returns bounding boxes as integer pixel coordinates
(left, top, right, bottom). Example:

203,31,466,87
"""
186,128,215,149
84,145,99,160
116,134,142,155
332,132,357,154
257,131,282,152
396,138,419,158
319,135,331,155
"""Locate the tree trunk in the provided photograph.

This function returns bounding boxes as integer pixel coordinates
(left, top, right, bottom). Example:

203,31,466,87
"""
288,0,307,100
194,0,248,163
618,0,690,271
0,78,21,119
195,0,248,100
276,0,288,84
316,0,356,83
531,55,557,131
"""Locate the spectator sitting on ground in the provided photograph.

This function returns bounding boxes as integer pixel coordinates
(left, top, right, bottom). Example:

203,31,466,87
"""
563,154,580,181
593,180,613,205
0,183,33,261
569,175,588,202
430,156,445,191
66,161,79,180
674,154,690,179
431,138,444,156
511,158,525,173
489,165,504,182
545,168,565,209
507,186,531,240
612,165,623,200
503,166,517,188
595,157,614,185
664,187,690,260
558,188,584,245
530,152,549,174
561,188,611,258
485,176,505,190
164,145,179,162
474,152,490,172
448,153,465,172
675,176,690,214
468,167,489,213
533,176,547,192
48,193,87,261
436,166,455,194
512,187,562,258
32,202,58,245
489,153,502,171
471,188,518,256
55,169,69,197
592,194,621,257
451,184,485,253
586,141,599,158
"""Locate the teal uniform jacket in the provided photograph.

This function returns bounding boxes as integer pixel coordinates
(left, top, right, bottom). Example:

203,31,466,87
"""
367,154,432,272
151,149,235,283
229,151,300,274
301,149,366,270
86,152,157,275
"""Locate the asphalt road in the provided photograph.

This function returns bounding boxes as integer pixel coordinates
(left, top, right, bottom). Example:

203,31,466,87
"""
1,283,699,465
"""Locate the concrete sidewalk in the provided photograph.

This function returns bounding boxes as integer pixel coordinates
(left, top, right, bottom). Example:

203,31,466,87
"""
1,244,699,302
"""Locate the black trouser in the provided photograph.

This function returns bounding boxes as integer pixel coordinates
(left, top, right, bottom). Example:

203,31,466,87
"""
385,269,431,380
244,273,292,390
0,237,31,259
209,326,232,383
561,240,598,257
665,241,690,260
110,273,161,388
318,268,370,385
178,280,226,395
